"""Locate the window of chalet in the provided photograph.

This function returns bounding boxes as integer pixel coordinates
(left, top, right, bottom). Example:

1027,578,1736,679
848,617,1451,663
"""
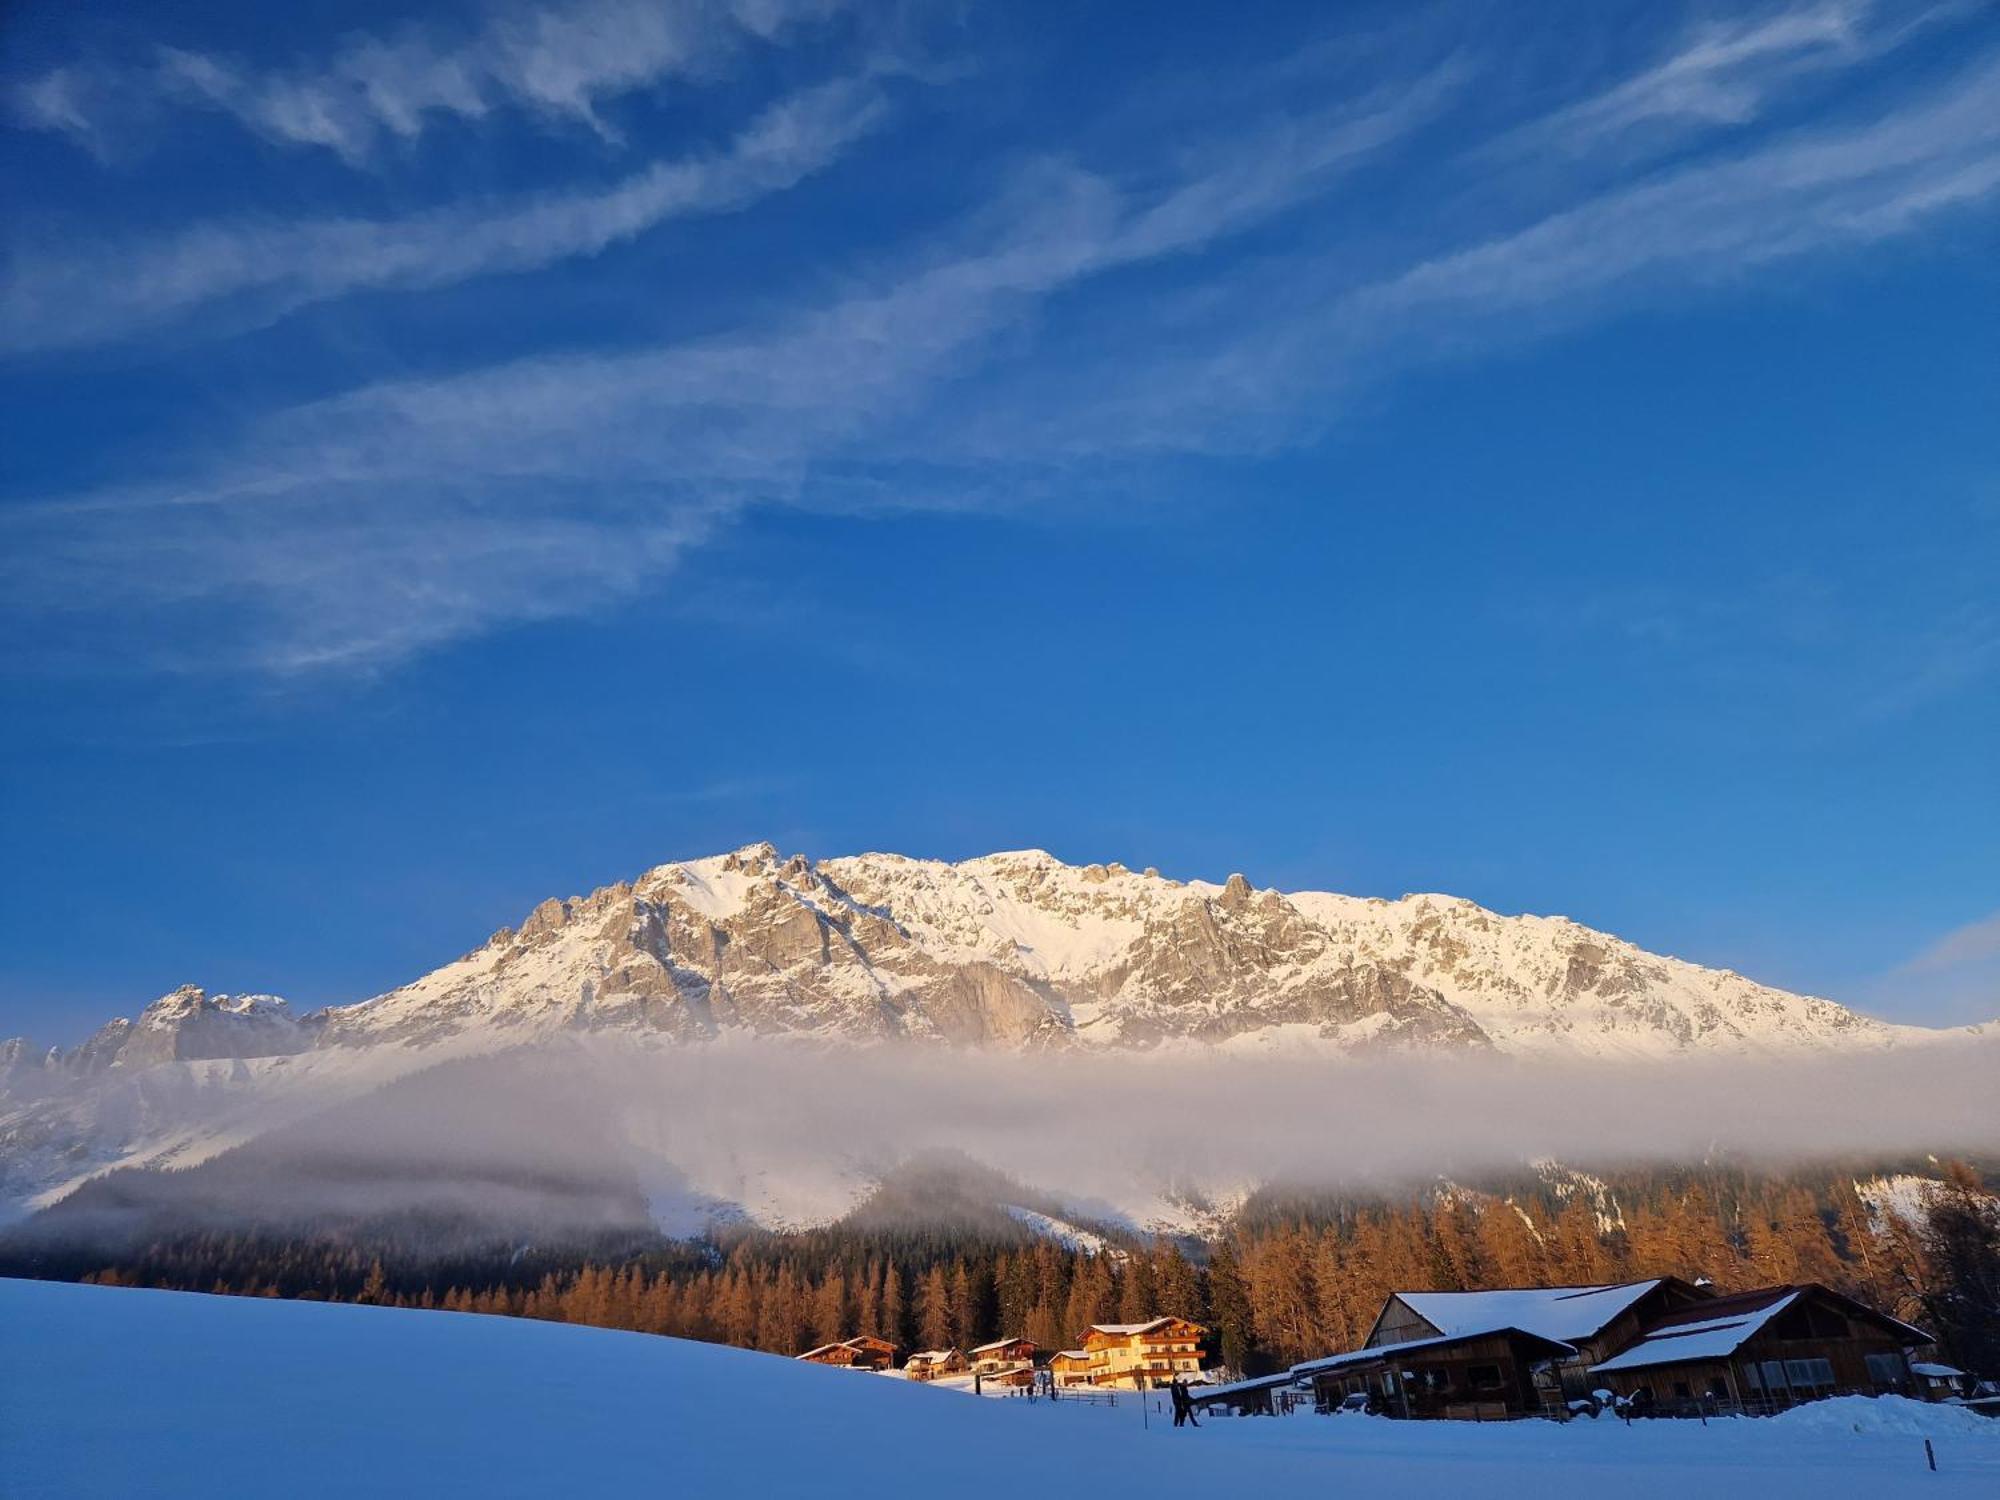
1865,1353,1908,1387
1784,1358,1835,1392
1672,1382,1692,1399
1466,1364,1504,1392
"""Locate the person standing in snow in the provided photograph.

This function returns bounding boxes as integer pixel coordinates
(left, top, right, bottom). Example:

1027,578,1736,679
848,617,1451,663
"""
1170,1377,1198,1428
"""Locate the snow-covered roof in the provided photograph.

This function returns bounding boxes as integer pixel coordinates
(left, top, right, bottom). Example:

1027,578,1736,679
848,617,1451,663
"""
1293,1327,1576,1378
1388,1281,1663,1344
1911,1363,1963,1379
1188,1371,1300,1403
1090,1318,1178,1336
970,1336,1030,1355
797,1344,854,1361
906,1350,960,1364
1590,1289,1801,1373
1052,1350,1090,1361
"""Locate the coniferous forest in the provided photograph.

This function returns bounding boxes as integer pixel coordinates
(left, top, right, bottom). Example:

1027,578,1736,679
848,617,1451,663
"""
6,1158,1996,1380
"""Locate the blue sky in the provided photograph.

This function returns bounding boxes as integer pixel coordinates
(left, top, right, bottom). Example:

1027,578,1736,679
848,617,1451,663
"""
3,0,1997,1045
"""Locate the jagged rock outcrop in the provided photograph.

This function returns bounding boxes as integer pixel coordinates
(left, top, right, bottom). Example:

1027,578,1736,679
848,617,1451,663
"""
24,987,316,1081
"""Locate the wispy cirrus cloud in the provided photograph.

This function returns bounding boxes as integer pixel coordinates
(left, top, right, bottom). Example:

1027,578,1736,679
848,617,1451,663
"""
917,46,2000,464
1907,911,2000,973
1,77,889,352
0,81,1451,674
14,0,851,163
1515,0,1880,147
1856,909,2000,1027
5,13,1999,681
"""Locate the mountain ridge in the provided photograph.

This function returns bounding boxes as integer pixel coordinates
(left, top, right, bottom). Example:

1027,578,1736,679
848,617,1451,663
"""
8,842,1991,1078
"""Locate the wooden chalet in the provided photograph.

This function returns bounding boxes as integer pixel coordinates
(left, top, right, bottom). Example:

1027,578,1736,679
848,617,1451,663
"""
1588,1283,1932,1412
840,1335,899,1371
968,1337,1038,1389
1204,1278,1936,1422
904,1349,967,1382
797,1342,869,1369
1078,1317,1209,1390
796,1335,899,1372
1366,1278,1712,1405
1047,1350,1094,1389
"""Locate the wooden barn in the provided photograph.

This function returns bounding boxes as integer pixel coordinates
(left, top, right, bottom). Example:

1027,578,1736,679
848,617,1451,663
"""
1588,1283,1932,1413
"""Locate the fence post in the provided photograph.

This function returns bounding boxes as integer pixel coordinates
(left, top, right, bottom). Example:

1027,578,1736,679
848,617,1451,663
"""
1925,1439,1936,1472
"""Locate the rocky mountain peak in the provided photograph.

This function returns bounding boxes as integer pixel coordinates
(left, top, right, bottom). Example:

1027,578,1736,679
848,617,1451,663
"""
16,846,1981,1086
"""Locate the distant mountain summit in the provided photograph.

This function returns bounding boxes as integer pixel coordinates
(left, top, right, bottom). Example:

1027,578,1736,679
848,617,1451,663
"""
2,843,1993,1229
8,843,1986,1080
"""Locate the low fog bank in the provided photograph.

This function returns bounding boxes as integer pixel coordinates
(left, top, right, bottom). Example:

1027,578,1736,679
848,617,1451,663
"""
10,1036,1997,1249
593,1037,2000,1210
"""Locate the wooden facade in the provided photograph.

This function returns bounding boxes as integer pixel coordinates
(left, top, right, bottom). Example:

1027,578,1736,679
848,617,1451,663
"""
1589,1284,1931,1414
1367,1279,1713,1403
796,1335,899,1372
797,1342,867,1369
840,1336,899,1371
1299,1328,1579,1420
904,1349,967,1382
969,1337,1037,1388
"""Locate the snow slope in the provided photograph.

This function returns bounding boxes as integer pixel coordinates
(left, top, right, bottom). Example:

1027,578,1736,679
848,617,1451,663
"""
3,1280,1993,1500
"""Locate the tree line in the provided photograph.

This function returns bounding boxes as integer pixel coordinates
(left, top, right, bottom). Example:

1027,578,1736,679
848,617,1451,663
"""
46,1159,2000,1377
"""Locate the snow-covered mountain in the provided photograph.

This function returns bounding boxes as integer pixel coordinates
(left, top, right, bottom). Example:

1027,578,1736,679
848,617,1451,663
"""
11,841,1992,1075
3,844,1991,1225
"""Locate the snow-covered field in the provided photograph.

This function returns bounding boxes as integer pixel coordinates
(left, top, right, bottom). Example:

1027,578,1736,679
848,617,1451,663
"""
3,1280,1994,1499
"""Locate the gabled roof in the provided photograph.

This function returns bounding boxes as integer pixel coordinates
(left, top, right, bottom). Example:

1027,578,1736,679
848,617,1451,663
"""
1088,1317,1200,1337
797,1343,855,1361
1383,1280,1667,1345
1293,1326,1577,1378
1589,1287,1801,1373
1589,1283,1931,1375
970,1336,1032,1355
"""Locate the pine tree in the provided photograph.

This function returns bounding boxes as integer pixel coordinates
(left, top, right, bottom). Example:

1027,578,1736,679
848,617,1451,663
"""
917,1264,953,1351
809,1269,848,1347
1919,1162,2000,1374
1206,1240,1259,1375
